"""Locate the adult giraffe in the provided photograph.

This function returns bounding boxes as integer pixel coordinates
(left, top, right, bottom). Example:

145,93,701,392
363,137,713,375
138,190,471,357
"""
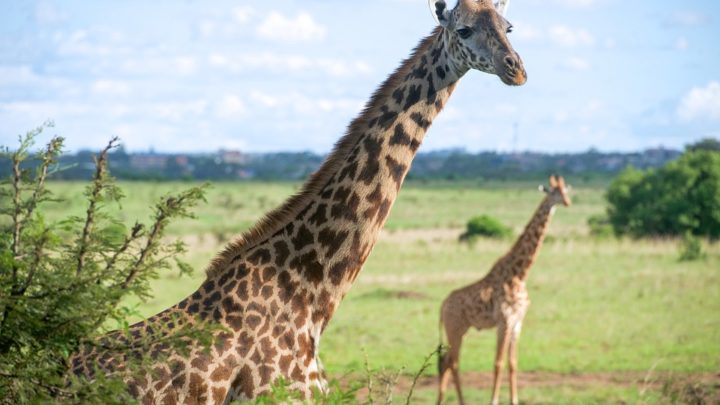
71,0,527,403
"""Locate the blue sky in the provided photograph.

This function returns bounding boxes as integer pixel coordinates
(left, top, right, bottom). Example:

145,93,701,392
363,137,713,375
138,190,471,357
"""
1,0,719,153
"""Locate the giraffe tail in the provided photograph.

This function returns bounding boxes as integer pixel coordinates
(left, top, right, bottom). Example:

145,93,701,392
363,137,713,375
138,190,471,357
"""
437,307,448,375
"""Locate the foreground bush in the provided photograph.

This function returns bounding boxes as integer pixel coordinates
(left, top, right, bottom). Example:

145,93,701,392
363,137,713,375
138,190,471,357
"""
460,215,512,241
606,149,720,239
0,124,211,404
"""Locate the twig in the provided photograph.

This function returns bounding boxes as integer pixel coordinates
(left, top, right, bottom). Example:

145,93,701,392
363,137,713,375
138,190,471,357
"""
120,193,189,289
363,348,374,405
10,145,23,277
22,137,63,231
120,207,166,289
0,370,74,398
100,222,143,282
383,367,404,405
639,359,662,399
76,137,118,276
16,228,50,296
405,346,442,405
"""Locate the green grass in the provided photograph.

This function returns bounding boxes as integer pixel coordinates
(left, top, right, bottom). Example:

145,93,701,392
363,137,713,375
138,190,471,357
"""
43,180,720,402
408,384,664,405
44,180,602,235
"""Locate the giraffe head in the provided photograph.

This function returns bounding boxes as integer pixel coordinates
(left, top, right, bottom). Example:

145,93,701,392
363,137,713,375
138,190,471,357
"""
540,175,572,207
428,0,526,86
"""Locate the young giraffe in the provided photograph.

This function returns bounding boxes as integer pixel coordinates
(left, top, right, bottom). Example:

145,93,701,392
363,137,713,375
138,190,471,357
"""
71,1,527,403
437,175,571,405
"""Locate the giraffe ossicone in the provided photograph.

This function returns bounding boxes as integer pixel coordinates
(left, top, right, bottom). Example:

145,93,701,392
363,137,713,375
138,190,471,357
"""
437,175,571,405
71,1,526,403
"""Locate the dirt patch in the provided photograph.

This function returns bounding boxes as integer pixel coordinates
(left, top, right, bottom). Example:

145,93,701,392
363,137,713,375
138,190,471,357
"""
395,371,720,391
355,289,431,301
346,371,720,401
380,228,462,244
388,290,430,300
358,271,478,286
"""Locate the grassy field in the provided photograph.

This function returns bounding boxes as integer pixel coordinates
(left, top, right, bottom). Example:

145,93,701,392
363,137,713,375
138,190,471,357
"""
45,180,720,403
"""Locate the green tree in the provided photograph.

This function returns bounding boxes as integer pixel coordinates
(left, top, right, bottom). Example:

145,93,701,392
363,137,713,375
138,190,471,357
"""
687,137,720,152
606,150,720,239
0,124,213,403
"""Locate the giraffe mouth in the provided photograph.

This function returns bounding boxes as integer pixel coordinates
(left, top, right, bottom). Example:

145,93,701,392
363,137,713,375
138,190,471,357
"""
499,66,527,86
497,53,527,86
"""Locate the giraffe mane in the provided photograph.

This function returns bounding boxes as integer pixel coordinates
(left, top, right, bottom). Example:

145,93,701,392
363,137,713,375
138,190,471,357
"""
205,27,443,279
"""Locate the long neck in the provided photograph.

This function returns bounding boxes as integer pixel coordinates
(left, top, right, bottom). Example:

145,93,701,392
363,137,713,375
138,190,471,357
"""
502,197,556,281
205,27,463,329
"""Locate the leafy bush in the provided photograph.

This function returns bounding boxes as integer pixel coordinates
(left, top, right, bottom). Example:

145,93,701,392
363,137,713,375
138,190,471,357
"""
679,232,704,262
606,150,720,239
460,215,512,241
0,124,211,403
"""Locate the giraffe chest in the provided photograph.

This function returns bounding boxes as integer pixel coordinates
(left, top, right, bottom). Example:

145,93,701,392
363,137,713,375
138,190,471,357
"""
498,284,530,318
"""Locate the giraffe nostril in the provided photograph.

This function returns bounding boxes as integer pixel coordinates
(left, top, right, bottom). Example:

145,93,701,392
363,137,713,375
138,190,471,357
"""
504,55,518,70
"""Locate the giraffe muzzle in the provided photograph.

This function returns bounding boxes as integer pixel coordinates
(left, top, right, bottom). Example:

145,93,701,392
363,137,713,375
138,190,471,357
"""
497,52,527,86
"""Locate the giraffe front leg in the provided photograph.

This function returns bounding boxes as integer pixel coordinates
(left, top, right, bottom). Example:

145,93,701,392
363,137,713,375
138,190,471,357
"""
508,320,523,405
310,354,329,395
490,324,511,405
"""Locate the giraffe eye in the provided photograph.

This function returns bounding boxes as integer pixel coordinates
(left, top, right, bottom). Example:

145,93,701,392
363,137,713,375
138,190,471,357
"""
456,27,473,39
506,24,513,34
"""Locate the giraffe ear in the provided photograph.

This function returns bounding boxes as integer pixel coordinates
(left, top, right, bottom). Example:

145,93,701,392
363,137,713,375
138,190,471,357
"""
428,0,451,27
494,0,511,16
539,185,549,193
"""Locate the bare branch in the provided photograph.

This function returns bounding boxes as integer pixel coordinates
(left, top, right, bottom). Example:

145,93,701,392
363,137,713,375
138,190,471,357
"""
0,371,74,398
16,228,51,296
120,205,169,289
10,145,23,274
100,222,144,283
76,137,119,276
22,137,63,225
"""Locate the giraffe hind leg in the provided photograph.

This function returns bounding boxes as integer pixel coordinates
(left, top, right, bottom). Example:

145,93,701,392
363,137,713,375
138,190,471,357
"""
445,323,468,405
437,349,452,405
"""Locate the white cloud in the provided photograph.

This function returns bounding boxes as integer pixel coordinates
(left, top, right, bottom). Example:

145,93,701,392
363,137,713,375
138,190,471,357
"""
208,52,371,78
665,11,710,27
677,81,720,121
494,103,518,115
249,90,363,115
674,36,688,51
91,80,129,95
552,0,596,7
232,6,255,24
256,11,326,43
216,95,246,118
559,56,591,71
151,101,208,121
512,21,542,41
548,25,595,47
0,65,42,85
580,99,604,118
553,110,569,123
0,101,90,117
174,57,197,76
35,2,68,24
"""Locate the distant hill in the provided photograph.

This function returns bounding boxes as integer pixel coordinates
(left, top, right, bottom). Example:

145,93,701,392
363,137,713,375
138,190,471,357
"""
1,147,681,182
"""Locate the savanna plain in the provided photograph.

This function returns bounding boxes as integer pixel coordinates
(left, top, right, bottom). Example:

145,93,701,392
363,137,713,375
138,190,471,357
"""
45,180,719,404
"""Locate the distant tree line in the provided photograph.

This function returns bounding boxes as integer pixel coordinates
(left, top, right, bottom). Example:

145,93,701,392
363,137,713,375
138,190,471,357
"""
0,144,683,182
